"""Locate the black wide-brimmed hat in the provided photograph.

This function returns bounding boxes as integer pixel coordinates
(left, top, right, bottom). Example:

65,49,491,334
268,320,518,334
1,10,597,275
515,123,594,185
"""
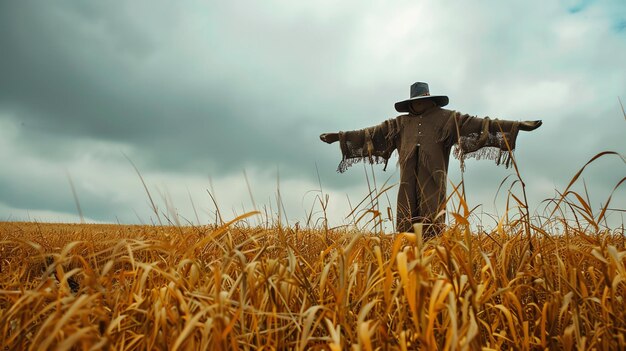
394,82,449,112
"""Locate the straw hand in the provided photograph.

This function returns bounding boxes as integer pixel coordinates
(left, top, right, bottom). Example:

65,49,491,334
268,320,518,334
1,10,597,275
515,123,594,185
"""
320,133,339,144
519,120,542,131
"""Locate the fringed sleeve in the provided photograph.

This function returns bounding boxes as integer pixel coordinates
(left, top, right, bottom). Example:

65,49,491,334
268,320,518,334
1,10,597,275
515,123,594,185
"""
337,118,400,173
441,111,520,171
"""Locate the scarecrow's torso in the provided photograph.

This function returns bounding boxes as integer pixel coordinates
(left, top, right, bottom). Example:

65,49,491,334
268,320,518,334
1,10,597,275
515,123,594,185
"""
395,107,453,174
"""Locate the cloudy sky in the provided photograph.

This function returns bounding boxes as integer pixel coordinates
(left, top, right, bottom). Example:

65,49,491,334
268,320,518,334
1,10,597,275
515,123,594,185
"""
1,0,624,230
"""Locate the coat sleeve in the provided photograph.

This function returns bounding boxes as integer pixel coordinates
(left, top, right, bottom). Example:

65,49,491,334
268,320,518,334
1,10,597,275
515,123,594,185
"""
441,111,521,169
336,118,400,173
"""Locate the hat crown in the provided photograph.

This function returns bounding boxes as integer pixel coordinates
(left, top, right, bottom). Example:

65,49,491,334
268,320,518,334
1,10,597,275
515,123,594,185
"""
410,82,431,98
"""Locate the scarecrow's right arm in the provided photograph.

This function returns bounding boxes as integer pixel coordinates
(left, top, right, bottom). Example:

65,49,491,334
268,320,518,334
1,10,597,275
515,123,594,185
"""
320,118,399,173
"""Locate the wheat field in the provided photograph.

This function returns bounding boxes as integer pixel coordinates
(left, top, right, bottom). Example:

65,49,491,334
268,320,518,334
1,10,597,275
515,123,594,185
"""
1,154,625,350
1,219,625,349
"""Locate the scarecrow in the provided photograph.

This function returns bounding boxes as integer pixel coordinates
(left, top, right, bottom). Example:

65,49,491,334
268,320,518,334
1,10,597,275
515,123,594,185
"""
320,82,542,236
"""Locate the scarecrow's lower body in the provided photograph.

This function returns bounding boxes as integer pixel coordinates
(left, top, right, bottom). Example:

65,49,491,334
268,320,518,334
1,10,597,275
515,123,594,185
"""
396,158,447,239
396,202,445,239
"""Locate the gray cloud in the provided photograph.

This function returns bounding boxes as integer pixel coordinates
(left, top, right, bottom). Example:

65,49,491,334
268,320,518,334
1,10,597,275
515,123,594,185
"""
0,1,353,174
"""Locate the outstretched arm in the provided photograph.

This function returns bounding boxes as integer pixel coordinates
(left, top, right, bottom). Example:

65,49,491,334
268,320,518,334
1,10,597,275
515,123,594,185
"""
320,119,400,172
453,112,542,137
444,111,542,169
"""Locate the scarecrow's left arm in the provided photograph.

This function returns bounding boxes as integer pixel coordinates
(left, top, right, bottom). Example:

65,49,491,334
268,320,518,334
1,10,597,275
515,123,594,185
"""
443,111,541,169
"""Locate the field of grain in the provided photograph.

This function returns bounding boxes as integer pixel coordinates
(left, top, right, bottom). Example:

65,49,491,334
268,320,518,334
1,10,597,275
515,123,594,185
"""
1,212,625,350
1,153,625,350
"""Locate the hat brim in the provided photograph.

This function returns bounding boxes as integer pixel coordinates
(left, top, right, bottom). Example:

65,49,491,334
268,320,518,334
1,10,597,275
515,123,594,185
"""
395,95,449,112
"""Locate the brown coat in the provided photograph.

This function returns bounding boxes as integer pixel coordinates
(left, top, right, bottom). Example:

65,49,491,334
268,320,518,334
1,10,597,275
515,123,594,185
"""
336,106,520,234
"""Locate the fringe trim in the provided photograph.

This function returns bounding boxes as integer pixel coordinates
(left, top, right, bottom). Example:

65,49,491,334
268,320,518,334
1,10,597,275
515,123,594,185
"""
454,146,515,171
337,155,389,173
453,118,520,171
336,119,399,173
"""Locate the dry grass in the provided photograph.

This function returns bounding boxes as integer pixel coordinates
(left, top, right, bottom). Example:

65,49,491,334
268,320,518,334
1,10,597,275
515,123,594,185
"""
1,216,625,349
1,153,625,350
